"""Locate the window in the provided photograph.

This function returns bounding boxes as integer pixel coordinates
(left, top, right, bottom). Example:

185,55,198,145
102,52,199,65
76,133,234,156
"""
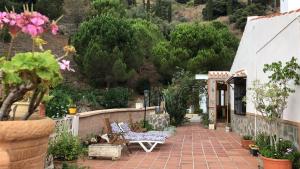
234,78,246,115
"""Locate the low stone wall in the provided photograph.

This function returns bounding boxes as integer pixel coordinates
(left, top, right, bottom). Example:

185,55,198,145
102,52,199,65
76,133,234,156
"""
78,107,156,138
148,113,170,130
231,111,300,149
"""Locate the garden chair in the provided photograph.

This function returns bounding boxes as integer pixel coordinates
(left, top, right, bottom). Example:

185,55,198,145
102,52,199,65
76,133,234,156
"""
110,121,166,153
128,113,147,132
103,118,131,154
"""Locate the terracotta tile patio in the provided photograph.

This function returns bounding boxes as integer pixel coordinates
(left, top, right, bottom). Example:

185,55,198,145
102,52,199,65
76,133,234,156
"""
79,123,259,169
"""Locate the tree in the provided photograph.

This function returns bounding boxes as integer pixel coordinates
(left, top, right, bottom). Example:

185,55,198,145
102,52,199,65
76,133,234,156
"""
72,15,141,87
227,0,233,15
152,21,239,83
129,19,164,59
250,57,300,150
90,0,126,17
204,0,214,20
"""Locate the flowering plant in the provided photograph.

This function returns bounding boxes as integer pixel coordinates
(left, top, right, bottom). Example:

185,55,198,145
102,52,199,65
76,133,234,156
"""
0,5,75,121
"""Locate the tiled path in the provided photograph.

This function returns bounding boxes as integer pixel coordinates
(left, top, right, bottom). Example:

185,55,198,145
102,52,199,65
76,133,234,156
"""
79,123,258,169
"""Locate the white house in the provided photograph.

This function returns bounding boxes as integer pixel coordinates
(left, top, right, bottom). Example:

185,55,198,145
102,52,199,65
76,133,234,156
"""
229,0,300,148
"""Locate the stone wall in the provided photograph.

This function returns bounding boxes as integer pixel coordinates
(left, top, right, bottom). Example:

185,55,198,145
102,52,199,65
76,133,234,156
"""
78,107,156,138
231,111,300,149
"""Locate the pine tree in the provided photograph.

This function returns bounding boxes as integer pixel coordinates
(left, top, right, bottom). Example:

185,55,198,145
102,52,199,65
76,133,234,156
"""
206,0,213,20
227,0,232,15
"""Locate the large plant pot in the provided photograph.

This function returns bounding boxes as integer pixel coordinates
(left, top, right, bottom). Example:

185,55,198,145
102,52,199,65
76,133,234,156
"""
241,139,253,149
262,156,292,169
0,118,55,169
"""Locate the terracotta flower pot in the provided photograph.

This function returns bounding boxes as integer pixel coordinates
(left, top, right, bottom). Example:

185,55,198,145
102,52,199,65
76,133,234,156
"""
0,118,55,169
241,139,253,149
262,156,292,169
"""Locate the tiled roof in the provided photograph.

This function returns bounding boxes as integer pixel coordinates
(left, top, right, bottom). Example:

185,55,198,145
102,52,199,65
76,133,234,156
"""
251,8,300,21
208,71,231,79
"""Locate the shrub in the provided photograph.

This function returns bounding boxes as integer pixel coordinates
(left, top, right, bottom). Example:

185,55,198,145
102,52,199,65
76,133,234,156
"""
154,0,172,22
242,135,252,140
48,124,85,161
201,113,209,127
202,0,227,20
139,120,153,131
229,3,265,30
46,87,70,118
35,0,64,20
202,0,245,20
164,71,199,126
89,0,126,17
46,85,102,118
72,15,142,87
101,87,130,108
259,139,300,169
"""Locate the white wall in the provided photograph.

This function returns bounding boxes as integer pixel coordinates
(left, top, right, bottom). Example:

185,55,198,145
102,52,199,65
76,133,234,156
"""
230,12,300,122
281,0,300,13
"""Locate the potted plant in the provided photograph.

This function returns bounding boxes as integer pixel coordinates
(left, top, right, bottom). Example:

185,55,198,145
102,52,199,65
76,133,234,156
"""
241,135,253,149
250,58,300,169
0,6,75,168
68,97,77,115
249,144,259,156
48,123,86,168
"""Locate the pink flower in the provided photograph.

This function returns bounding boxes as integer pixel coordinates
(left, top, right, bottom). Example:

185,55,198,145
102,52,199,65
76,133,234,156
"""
30,17,45,26
50,22,59,35
59,60,75,72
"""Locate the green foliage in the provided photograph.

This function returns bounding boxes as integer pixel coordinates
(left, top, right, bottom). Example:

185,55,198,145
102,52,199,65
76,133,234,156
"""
139,120,153,131
90,0,126,17
203,0,214,20
164,71,199,126
48,124,85,161
194,0,206,5
242,135,252,140
152,21,238,82
201,113,209,127
46,85,102,118
175,0,189,4
202,0,227,20
154,0,172,22
129,19,164,59
0,51,62,86
250,57,300,122
35,0,64,20
46,88,70,118
1,0,63,20
72,15,141,87
250,58,300,156
101,87,130,108
0,27,11,43
229,3,265,30
255,133,270,148
259,139,300,169
135,77,151,95
226,0,233,15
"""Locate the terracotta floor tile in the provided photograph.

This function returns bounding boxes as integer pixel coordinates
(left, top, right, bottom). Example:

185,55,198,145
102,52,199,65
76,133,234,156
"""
77,123,258,169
